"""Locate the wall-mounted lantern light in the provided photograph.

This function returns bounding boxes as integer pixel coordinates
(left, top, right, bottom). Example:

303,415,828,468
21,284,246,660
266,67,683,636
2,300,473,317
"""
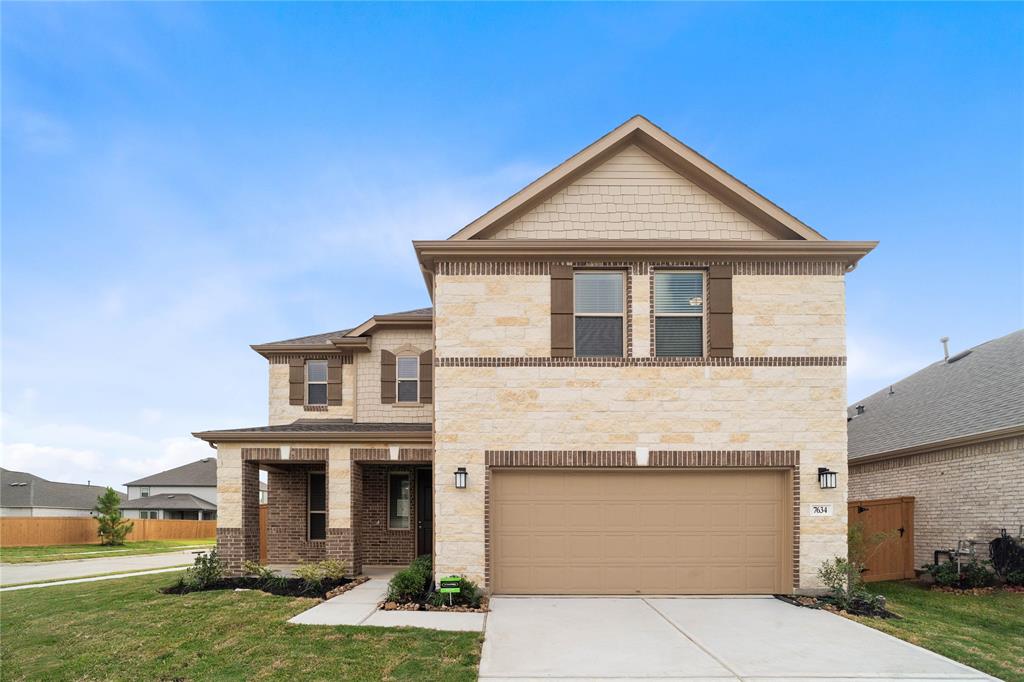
454,467,468,489
818,467,838,490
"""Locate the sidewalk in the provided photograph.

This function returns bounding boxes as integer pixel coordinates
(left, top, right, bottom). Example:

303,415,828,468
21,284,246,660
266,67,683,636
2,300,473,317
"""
0,548,206,586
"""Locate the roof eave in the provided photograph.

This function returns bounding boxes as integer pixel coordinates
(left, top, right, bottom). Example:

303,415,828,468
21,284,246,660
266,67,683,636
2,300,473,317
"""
344,315,433,338
250,338,371,358
192,430,432,444
415,239,878,271
849,424,1024,466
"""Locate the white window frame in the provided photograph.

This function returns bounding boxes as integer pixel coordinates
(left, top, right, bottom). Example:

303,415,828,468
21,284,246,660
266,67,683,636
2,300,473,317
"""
305,360,328,406
139,487,150,498
307,472,327,541
395,356,419,404
653,269,707,357
387,472,412,531
573,270,627,358
141,510,158,520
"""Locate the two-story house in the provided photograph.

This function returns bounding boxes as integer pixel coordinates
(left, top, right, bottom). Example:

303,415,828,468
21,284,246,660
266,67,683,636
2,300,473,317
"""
195,116,876,594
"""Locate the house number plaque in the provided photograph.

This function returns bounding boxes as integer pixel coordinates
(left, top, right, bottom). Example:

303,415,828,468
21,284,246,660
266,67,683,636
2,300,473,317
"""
809,503,834,517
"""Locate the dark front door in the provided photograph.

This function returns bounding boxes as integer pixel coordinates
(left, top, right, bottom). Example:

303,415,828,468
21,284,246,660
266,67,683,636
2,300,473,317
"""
416,469,433,556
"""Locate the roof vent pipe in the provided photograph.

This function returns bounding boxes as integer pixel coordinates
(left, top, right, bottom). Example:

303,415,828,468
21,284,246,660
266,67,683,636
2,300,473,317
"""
855,404,865,415
940,336,950,361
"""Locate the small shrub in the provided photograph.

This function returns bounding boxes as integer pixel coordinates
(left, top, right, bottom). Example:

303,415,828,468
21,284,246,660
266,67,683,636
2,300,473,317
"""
923,556,994,589
990,533,1024,584
294,562,326,593
429,575,481,608
318,559,348,581
94,487,133,546
387,566,428,603
1005,570,1024,587
184,549,224,591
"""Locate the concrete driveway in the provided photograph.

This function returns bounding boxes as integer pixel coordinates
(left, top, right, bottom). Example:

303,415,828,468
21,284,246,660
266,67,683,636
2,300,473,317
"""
0,548,206,586
480,596,993,681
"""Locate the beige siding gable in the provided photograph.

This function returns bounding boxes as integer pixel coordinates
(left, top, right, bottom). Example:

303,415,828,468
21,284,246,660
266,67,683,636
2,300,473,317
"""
489,145,777,240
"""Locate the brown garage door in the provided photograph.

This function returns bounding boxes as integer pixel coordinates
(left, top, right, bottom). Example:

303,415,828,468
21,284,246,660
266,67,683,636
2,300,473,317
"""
491,469,791,595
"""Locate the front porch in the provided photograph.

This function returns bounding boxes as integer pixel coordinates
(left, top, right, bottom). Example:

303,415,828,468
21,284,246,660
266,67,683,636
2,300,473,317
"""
215,444,433,576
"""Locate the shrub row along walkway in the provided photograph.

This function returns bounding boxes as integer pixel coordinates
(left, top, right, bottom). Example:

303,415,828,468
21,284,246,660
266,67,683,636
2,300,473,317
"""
288,566,485,632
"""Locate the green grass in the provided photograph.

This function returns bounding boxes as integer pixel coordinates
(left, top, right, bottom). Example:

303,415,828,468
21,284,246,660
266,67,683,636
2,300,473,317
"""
0,539,214,564
0,572,482,681
850,581,1024,682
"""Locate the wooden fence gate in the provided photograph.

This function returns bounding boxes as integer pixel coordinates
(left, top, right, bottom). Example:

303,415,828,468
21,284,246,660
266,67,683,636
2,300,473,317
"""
848,496,915,582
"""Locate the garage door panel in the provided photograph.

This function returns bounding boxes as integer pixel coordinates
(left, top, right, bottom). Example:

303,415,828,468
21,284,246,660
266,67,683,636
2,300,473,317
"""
491,469,790,595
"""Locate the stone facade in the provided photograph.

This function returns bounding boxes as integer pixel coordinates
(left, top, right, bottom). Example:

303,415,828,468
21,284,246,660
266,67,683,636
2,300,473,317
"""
491,146,776,241
849,434,1024,569
433,268,850,592
268,362,354,425
355,328,434,423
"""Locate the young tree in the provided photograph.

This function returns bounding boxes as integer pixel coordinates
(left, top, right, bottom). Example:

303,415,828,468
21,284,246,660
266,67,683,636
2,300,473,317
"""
94,487,133,546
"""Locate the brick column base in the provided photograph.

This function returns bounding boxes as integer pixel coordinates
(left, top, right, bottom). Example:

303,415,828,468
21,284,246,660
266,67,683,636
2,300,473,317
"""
217,527,258,575
326,528,358,575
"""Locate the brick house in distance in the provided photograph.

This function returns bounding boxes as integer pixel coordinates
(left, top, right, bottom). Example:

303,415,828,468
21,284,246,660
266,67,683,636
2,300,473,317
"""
195,116,876,595
848,330,1024,572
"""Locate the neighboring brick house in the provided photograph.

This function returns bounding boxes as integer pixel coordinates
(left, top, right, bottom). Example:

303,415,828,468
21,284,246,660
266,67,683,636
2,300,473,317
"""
195,116,876,595
848,330,1024,570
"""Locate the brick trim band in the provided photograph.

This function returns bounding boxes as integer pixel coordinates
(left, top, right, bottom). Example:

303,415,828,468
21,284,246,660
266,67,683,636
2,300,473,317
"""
483,448,801,590
351,448,434,462
437,356,845,368
268,354,353,365
241,447,328,461
436,260,846,277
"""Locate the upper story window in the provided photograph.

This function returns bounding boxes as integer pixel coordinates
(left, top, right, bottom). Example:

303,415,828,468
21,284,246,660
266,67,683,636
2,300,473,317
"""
306,360,328,405
574,271,624,357
654,271,705,357
139,487,150,498
396,356,419,403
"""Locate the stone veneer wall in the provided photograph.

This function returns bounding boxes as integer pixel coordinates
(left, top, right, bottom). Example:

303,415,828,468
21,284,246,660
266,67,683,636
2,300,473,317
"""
266,465,327,563
355,328,434,423
357,464,419,566
432,266,849,592
849,434,1024,569
268,361,354,426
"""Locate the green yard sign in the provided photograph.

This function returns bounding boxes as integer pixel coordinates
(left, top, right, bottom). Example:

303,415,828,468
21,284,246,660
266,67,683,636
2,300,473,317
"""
438,576,462,594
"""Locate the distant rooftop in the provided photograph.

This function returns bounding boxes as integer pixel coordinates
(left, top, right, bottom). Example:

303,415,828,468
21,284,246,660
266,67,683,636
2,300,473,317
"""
258,307,432,348
0,468,124,510
848,330,1024,460
125,458,217,487
121,493,217,511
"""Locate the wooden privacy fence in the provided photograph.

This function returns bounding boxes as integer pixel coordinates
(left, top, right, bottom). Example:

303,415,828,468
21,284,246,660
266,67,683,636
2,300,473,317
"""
0,517,216,547
848,497,915,582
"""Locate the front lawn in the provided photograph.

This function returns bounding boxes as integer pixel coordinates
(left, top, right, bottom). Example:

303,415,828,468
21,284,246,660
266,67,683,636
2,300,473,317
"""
0,539,214,564
850,581,1024,682
0,572,482,681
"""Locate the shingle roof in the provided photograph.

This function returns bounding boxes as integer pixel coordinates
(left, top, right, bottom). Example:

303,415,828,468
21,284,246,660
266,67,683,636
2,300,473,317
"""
257,307,432,347
125,458,217,487
121,493,217,511
0,469,125,510
848,329,1024,460
199,419,432,435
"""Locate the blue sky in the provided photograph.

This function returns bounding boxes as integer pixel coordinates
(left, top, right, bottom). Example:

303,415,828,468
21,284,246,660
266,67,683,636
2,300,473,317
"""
3,3,1022,489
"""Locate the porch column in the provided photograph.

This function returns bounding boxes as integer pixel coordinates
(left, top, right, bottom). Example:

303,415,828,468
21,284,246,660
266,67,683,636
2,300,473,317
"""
216,444,260,575
326,445,358,574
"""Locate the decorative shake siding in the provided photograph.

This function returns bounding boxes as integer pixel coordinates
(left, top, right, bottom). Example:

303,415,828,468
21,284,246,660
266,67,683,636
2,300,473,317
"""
433,267,849,591
491,146,777,241
356,328,434,423
849,435,1024,570
268,363,355,425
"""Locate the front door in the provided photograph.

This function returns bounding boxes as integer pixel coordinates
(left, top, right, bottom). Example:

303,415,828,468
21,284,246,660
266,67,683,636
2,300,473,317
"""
416,468,433,556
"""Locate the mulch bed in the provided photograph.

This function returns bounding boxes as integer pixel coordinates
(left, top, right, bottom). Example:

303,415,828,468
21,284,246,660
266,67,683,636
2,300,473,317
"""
775,594,901,619
380,596,490,613
161,576,356,599
930,584,1024,595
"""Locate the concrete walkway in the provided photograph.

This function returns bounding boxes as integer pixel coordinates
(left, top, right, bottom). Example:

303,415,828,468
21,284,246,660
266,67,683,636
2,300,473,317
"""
0,548,206,586
288,567,485,632
0,566,188,592
480,596,994,681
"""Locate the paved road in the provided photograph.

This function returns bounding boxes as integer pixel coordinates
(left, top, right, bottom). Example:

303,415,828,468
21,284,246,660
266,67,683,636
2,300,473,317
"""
480,596,994,680
0,548,206,586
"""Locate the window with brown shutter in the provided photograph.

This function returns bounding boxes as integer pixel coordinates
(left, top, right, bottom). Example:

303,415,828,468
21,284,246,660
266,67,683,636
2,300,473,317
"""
419,350,433,403
380,350,396,404
707,265,734,358
327,356,343,406
550,264,573,357
288,358,304,405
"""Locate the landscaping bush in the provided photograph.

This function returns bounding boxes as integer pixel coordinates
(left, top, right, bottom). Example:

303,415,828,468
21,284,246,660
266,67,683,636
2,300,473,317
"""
387,554,433,603
923,556,995,589
817,556,883,612
184,549,225,591
242,560,288,591
94,487,133,546
428,576,481,608
989,532,1024,585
